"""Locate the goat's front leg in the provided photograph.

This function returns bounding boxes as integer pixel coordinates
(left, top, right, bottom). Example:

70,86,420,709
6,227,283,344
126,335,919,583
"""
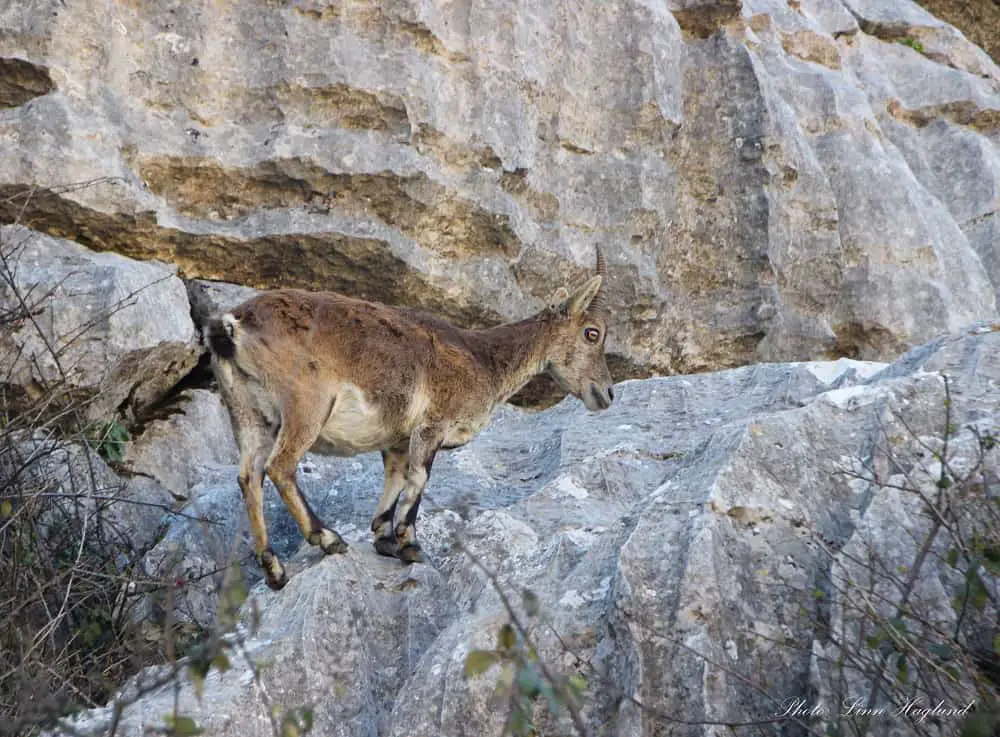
372,445,408,558
391,426,441,564
238,443,285,590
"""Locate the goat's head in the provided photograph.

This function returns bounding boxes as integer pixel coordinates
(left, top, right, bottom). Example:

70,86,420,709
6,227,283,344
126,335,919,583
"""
544,248,614,412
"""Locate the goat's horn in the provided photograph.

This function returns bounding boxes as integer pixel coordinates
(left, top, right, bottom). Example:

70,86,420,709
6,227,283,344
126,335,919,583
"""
590,247,607,312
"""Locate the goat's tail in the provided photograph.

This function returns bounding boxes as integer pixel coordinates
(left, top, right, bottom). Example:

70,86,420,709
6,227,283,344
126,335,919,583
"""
205,314,238,360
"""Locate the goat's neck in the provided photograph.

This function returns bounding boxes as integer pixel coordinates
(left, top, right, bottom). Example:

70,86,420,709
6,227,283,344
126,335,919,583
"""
474,314,555,404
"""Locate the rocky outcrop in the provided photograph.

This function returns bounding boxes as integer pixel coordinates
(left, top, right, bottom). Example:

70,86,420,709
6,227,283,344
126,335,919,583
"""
0,0,997,380
55,326,1000,737
0,226,199,425
916,0,1000,65
122,389,238,502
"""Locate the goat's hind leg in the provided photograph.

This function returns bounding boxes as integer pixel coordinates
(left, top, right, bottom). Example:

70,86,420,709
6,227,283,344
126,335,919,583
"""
215,362,287,590
266,395,348,559
237,423,287,590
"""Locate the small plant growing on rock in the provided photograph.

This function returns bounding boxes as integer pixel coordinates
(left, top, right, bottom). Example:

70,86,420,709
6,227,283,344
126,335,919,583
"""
459,546,590,736
465,608,588,735
897,37,925,53
809,374,1000,737
87,418,131,463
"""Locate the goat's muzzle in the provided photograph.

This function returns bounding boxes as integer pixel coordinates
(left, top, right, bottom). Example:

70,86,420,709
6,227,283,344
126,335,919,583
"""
584,383,614,411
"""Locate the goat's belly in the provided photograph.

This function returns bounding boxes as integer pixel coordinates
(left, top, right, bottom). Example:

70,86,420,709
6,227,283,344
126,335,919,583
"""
440,412,494,449
313,387,395,456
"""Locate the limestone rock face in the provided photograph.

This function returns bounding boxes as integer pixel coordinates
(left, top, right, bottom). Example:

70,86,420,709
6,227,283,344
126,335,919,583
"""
0,226,196,405
56,327,1000,737
0,0,997,379
122,389,238,502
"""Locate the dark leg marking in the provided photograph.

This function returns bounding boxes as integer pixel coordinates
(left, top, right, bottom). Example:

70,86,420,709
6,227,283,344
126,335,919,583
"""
372,499,400,557
372,446,408,556
396,484,426,564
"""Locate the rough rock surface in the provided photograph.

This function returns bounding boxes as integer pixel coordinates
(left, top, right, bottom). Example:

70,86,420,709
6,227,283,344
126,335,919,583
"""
57,327,1000,736
1,0,998,379
122,389,239,502
2,434,175,557
916,0,1000,65
0,225,197,415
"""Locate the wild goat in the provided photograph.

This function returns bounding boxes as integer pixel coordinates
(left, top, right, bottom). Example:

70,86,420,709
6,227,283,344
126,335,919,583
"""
205,249,614,590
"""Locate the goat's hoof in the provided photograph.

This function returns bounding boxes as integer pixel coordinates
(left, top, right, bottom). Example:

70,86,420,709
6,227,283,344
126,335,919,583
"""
374,537,399,558
258,549,288,591
323,539,348,555
398,544,425,564
265,570,289,591
310,528,348,555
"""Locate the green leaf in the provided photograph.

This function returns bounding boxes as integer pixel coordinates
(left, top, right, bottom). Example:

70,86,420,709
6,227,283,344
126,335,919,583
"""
495,663,515,693
516,662,543,699
982,546,1000,576
280,709,317,737
212,652,231,673
946,547,960,567
522,588,540,617
896,37,924,53
0,500,11,517
510,706,531,737
464,650,499,678
540,680,559,716
928,642,953,661
498,623,517,651
568,674,588,696
164,715,203,737
888,617,908,635
895,654,909,685
189,668,205,700
993,632,1000,655
966,568,989,611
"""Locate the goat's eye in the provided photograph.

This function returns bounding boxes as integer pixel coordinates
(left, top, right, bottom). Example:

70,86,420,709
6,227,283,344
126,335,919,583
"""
583,327,601,343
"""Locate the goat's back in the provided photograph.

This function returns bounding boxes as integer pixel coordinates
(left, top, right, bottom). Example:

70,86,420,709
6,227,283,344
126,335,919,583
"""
212,289,485,424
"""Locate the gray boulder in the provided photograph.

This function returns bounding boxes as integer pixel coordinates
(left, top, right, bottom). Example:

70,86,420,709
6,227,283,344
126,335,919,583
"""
0,226,197,418
123,388,238,502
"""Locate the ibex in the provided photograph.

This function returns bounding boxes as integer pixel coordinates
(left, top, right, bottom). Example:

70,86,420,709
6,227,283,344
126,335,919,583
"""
205,249,614,590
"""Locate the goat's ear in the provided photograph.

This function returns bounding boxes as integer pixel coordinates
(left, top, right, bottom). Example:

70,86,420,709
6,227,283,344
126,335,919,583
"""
547,287,570,312
567,275,602,317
